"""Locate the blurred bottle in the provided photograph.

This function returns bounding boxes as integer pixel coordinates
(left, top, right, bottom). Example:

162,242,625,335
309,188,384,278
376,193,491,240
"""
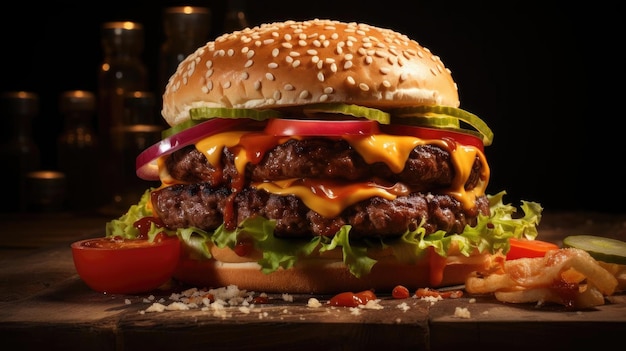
223,0,249,33
0,91,41,212
109,91,162,213
159,6,211,103
57,90,102,212
98,21,148,211
24,170,67,213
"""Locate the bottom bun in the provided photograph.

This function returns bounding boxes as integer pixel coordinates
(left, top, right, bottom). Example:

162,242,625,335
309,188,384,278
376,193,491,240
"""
173,252,496,294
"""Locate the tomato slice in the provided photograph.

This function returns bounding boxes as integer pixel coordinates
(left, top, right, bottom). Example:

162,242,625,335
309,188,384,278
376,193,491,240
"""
264,118,380,136
136,118,247,180
506,238,559,260
381,124,484,151
71,236,181,294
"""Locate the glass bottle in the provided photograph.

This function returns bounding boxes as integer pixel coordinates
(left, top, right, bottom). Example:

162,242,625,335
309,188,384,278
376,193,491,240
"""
109,91,162,213
97,21,148,211
223,0,250,33
57,90,101,212
159,6,211,100
0,91,41,212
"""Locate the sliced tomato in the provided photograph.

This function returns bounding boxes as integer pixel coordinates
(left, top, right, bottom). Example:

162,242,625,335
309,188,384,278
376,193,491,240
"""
506,238,559,260
381,124,484,151
264,118,380,136
136,118,248,180
71,235,181,294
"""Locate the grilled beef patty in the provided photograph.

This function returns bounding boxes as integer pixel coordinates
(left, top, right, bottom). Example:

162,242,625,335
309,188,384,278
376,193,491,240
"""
153,138,489,239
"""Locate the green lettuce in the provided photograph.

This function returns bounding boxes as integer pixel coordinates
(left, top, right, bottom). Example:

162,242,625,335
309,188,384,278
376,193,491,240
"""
105,190,542,279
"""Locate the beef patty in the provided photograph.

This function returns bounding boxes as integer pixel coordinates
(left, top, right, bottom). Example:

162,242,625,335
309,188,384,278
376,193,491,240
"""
153,138,489,239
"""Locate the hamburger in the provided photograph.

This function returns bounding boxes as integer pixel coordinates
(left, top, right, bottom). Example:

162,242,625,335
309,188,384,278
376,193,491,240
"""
106,19,542,293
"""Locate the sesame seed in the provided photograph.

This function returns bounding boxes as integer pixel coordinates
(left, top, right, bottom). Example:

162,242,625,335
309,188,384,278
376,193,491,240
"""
299,90,310,99
316,60,323,69
268,62,278,69
345,54,353,60
266,73,275,81
331,33,339,40
273,90,281,100
346,76,356,85
285,56,294,63
284,84,295,91
254,80,262,90
206,69,214,78
343,61,353,69
319,94,329,102
207,80,213,91
380,67,390,74
323,87,334,94
223,81,231,89
365,56,373,64
325,58,336,63
375,50,387,58
322,40,330,47
206,60,213,69
272,48,279,57
282,42,293,49
317,72,325,82
289,51,301,57
359,83,369,91
362,42,373,48
298,40,307,46
307,49,318,55
247,50,255,58
400,72,408,81
330,63,337,72
244,60,254,68
382,80,391,87
312,40,321,47
292,60,301,68
312,56,320,63
227,49,234,56
241,47,250,54
284,34,292,41
254,40,262,47
264,39,275,45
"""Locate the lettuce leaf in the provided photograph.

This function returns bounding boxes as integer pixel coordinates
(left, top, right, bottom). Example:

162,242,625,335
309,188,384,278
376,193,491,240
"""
105,190,542,279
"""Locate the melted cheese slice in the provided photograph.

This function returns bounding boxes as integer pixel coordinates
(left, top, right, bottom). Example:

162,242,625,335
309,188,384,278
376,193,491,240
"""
191,131,489,216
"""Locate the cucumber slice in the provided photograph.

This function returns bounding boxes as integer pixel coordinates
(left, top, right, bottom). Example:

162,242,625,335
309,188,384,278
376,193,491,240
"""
391,105,494,146
303,103,391,124
563,235,626,265
190,107,282,121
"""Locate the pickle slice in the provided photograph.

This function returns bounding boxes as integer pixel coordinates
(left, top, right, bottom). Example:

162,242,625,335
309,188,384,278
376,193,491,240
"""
162,119,201,139
391,105,494,146
190,107,282,121
563,235,626,265
303,103,391,124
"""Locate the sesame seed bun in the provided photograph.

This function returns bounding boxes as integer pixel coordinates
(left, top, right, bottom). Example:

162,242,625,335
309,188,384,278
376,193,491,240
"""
161,19,459,127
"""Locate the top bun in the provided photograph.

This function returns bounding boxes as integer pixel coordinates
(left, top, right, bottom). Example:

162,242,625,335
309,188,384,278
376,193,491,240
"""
162,19,459,127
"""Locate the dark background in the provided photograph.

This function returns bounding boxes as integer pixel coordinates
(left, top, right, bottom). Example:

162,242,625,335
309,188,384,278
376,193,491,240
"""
1,0,623,213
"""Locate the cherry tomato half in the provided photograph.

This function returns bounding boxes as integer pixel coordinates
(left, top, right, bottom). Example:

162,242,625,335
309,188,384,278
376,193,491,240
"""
71,236,181,294
264,118,381,136
381,124,484,151
506,238,559,260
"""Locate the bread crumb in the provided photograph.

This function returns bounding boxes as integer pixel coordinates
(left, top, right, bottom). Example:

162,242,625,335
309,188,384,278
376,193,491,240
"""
307,297,322,308
454,306,471,319
360,299,384,310
396,302,410,312
282,293,293,302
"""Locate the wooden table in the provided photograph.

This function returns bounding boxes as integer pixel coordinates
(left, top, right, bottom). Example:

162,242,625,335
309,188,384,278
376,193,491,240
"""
1,211,625,351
